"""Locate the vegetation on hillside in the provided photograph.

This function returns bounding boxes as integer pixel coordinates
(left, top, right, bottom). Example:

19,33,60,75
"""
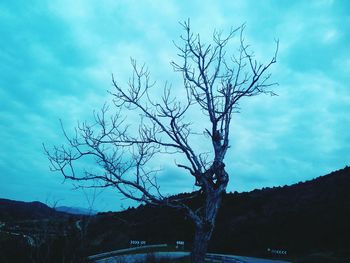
1,166,349,262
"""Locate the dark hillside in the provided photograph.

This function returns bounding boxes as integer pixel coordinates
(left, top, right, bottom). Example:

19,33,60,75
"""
0,199,63,221
213,166,350,256
1,166,349,262
0,199,83,262
86,166,350,261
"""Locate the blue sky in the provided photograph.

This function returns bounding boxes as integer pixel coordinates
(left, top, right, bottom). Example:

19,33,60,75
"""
1,0,349,211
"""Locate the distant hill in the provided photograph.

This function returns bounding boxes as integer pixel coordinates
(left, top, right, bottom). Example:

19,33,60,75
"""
0,200,83,263
0,199,61,221
1,166,349,262
0,199,97,220
55,206,97,215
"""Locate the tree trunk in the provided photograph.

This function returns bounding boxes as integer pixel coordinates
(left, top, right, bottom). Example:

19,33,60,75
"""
190,191,223,263
190,223,213,263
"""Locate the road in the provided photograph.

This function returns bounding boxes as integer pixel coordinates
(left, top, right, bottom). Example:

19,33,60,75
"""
0,230,35,246
75,219,82,231
94,252,188,263
206,253,290,263
88,244,168,261
90,250,291,263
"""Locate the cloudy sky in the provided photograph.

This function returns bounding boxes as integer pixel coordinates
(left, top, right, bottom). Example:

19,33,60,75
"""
1,0,349,211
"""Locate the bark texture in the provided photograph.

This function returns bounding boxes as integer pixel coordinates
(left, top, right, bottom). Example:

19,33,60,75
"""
190,167,227,263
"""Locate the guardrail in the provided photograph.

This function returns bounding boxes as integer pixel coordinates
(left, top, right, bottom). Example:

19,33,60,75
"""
87,244,168,261
206,254,245,262
89,247,291,263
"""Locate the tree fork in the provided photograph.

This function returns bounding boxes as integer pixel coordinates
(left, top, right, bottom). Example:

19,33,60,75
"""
45,20,278,263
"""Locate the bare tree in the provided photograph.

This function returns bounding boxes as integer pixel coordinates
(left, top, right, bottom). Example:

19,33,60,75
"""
44,20,278,263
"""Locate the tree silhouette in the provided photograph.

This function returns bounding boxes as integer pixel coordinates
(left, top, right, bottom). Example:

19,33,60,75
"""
45,20,278,263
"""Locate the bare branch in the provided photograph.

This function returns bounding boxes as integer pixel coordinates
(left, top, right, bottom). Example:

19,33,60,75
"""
45,21,278,247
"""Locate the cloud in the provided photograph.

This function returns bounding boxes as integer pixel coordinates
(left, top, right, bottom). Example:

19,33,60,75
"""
1,0,349,211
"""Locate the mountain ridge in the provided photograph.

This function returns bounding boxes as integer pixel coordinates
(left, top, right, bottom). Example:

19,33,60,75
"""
1,166,349,261
85,166,350,259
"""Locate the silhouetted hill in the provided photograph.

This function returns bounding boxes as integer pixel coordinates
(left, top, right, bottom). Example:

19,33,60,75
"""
0,199,62,221
213,166,350,256
0,199,84,263
1,166,349,262
55,206,98,215
85,166,350,261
